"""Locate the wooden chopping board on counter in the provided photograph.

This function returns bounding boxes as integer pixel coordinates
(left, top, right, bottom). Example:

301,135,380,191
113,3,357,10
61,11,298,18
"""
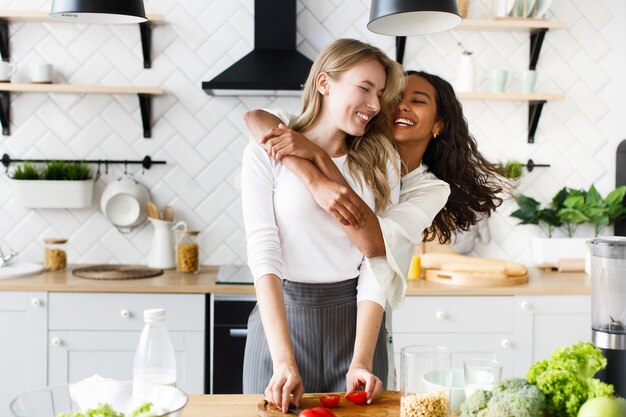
257,391,400,417
421,253,528,287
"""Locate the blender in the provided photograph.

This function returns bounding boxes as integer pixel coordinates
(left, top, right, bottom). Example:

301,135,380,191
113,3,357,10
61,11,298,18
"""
588,237,626,397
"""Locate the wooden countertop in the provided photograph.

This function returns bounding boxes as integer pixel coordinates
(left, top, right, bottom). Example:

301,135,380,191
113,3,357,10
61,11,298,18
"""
0,265,589,296
182,394,263,417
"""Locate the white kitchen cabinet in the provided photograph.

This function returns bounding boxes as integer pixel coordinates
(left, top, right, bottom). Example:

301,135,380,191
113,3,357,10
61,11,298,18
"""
513,295,591,376
47,292,205,394
0,292,47,417
394,294,591,378
393,296,516,377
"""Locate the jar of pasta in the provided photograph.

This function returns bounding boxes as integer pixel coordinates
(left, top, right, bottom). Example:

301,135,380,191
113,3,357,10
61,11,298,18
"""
176,230,199,273
43,238,67,271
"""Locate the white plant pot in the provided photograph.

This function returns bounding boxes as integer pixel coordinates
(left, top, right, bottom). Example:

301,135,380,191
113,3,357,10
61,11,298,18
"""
11,179,94,208
531,236,590,265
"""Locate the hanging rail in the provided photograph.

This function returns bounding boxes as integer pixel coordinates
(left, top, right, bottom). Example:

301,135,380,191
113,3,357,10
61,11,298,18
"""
523,159,549,172
2,153,166,171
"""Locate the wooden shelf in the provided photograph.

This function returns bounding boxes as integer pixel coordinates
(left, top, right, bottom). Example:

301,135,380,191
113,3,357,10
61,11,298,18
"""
458,92,564,101
0,83,164,95
0,83,164,137
0,11,164,68
458,18,566,31
0,11,164,23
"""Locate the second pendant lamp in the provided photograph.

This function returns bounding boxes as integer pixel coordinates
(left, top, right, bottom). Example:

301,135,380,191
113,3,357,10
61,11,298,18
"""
368,0,462,36
49,0,147,24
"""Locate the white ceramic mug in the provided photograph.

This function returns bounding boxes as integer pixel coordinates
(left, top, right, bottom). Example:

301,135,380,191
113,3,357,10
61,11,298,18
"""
30,63,53,83
0,62,16,82
519,69,537,93
489,69,508,93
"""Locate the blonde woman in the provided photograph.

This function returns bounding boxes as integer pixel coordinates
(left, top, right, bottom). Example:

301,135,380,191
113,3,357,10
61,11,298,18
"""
241,39,405,411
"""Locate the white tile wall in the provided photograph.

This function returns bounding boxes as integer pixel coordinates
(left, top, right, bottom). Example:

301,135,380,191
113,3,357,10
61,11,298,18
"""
0,0,625,266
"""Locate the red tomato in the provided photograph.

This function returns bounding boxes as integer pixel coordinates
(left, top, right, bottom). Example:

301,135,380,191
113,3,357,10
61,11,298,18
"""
310,407,337,417
298,408,336,417
346,391,368,405
319,394,340,408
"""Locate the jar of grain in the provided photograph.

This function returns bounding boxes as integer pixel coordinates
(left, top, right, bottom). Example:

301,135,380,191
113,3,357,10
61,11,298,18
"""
43,238,67,271
176,230,199,273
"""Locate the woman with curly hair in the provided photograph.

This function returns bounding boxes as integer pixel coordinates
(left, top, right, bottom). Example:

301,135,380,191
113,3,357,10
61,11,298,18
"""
245,70,503,309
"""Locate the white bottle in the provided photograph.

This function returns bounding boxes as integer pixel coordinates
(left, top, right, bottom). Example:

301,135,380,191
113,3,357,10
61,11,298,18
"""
133,308,177,390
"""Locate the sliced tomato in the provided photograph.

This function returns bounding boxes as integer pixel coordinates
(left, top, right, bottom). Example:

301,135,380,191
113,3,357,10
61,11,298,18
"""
346,391,368,405
319,394,341,408
309,407,337,417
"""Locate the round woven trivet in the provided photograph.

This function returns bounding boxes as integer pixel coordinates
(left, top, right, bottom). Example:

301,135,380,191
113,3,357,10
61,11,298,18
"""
72,265,163,280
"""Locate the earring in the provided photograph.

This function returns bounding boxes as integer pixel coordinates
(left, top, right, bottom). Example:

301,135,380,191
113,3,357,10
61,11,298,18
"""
433,132,438,138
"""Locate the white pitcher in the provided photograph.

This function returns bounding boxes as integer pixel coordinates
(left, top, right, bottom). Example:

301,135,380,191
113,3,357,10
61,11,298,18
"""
148,219,187,269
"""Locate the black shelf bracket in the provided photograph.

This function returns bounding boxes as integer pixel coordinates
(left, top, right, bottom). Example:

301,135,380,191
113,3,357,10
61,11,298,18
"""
0,19,8,62
524,159,550,172
395,36,407,65
529,28,547,70
0,91,9,135
138,93,152,138
139,21,152,69
528,100,546,143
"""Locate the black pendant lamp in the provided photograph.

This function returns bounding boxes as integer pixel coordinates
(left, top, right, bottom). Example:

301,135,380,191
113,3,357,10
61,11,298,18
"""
49,0,147,24
368,0,462,35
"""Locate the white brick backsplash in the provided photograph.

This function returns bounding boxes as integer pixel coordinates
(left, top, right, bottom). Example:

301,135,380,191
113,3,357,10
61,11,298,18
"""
0,0,624,267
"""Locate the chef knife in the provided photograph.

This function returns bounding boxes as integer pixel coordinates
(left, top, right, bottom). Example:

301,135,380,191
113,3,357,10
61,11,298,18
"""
262,400,302,415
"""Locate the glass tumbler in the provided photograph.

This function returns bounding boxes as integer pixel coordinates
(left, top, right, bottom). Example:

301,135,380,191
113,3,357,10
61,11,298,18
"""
463,359,502,397
400,345,451,417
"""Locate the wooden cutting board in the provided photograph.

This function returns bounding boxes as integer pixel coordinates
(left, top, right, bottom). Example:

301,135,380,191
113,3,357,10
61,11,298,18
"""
257,390,400,417
425,269,529,287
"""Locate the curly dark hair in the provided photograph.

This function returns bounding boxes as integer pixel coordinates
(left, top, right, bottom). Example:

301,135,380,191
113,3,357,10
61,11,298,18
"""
406,70,504,243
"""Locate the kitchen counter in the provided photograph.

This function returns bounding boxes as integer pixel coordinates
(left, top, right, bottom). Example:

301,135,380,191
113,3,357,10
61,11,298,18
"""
0,265,589,296
182,394,263,417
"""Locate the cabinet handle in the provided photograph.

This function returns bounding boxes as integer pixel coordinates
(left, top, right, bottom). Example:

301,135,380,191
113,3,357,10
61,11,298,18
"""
501,339,512,348
520,301,531,310
435,310,446,320
31,297,42,306
50,337,62,346
229,329,248,338
120,309,131,318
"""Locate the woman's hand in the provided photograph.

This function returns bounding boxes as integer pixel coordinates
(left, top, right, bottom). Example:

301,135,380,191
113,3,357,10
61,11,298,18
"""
345,365,383,404
310,176,367,228
261,124,322,162
265,361,305,413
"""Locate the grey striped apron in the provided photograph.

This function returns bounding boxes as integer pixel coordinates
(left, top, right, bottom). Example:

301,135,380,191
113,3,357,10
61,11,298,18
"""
242,277,388,394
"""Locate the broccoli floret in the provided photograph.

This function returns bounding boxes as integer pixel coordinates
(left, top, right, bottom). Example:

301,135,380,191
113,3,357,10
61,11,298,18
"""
527,342,614,417
460,389,492,417
486,377,544,417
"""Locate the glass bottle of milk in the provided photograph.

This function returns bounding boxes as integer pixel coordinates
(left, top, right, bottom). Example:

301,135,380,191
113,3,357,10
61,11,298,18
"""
133,308,177,393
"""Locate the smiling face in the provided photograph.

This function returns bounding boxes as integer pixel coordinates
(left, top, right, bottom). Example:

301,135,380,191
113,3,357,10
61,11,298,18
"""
319,58,386,137
389,74,443,146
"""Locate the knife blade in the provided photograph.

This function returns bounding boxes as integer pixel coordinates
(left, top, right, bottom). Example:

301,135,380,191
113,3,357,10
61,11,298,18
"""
287,402,302,415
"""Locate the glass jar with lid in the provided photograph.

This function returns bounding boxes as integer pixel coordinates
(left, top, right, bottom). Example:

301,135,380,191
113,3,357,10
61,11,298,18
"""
176,230,199,273
43,238,67,271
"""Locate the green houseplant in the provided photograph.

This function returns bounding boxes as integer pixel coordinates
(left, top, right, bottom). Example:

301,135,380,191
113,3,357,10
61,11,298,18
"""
511,185,626,265
9,161,94,208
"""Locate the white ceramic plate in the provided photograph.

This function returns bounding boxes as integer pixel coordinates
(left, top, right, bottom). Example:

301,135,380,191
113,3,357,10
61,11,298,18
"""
0,262,43,280
535,0,553,18
496,0,515,17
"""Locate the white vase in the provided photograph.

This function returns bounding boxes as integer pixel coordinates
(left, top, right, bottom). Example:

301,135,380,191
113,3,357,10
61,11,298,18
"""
531,236,590,266
455,54,475,92
11,179,94,208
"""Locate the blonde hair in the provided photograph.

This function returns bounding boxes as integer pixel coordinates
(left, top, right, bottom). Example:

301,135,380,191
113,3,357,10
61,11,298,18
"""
292,38,405,211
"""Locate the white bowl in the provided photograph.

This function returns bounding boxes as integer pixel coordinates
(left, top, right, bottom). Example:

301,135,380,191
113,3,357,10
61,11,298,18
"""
423,368,465,413
101,175,151,232
10,378,187,417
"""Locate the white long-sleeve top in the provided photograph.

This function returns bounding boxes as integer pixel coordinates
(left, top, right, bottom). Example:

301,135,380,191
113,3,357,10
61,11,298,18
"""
367,164,450,309
241,140,400,308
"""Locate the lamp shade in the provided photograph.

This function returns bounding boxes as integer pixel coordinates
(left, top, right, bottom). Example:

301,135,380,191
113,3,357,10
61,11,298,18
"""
49,0,147,24
368,0,462,36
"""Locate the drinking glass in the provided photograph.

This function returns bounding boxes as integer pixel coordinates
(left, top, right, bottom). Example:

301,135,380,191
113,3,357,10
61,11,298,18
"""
400,345,451,417
463,359,502,397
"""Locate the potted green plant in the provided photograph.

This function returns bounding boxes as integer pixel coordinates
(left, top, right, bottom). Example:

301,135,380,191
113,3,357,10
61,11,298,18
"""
511,185,626,265
9,161,94,208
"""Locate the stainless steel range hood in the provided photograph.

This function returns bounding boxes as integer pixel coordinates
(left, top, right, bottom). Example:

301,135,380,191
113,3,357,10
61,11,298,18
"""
202,0,313,96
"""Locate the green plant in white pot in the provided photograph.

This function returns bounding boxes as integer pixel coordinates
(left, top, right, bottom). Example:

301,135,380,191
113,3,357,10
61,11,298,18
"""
9,161,94,208
511,185,626,265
